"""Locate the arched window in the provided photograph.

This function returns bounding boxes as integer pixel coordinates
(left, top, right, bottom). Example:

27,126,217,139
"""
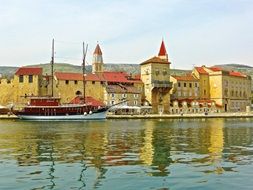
76,91,82,96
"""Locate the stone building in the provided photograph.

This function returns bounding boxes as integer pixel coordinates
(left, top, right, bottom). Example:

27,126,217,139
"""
192,65,251,112
0,67,45,106
170,75,200,101
140,40,172,113
53,71,142,106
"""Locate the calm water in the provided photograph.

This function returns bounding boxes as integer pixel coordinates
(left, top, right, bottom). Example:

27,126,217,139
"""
0,118,253,190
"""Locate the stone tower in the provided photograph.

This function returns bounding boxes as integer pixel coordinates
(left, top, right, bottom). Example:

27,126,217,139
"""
92,44,104,73
140,40,172,113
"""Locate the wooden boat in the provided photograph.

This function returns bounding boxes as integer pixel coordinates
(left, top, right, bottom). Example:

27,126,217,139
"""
16,97,108,120
16,40,109,120
0,105,10,115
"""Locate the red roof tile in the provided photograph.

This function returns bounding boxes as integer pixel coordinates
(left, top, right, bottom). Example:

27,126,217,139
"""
195,67,208,74
103,72,130,83
229,71,246,78
141,56,169,65
209,67,222,72
93,44,102,55
209,67,246,77
55,71,142,83
85,73,102,81
55,72,83,80
158,40,167,56
15,67,43,75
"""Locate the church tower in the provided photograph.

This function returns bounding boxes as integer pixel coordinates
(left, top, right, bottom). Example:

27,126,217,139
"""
92,44,104,73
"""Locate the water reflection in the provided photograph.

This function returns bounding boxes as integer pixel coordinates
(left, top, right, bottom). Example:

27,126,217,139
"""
0,119,253,189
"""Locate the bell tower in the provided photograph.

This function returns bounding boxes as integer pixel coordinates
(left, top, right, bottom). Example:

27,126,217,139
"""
92,44,104,73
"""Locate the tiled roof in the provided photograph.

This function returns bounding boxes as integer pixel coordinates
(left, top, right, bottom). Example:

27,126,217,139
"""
106,84,141,94
103,72,130,83
93,44,102,55
55,72,83,80
55,71,142,83
158,40,167,56
195,66,247,78
171,75,198,81
140,56,169,65
70,96,104,106
229,71,246,78
209,67,222,72
195,67,208,74
15,67,43,75
210,67,246,78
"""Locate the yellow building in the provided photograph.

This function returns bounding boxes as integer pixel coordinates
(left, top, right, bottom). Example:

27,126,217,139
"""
170,75,199,101
0,67,44,106
193,66,251,112
54,71,142,106
140,41,172,113
192,67,210,99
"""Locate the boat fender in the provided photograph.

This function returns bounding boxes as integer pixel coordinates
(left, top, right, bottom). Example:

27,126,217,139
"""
89,111,92,114
84,112,87,116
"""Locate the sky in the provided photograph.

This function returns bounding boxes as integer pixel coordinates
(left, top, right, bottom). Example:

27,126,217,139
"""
0,0,253,69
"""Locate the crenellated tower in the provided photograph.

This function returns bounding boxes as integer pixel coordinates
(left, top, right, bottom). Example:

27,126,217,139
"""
92,44,104,73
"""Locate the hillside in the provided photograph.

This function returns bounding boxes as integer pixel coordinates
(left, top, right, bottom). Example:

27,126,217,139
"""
1,63,252,86
0,63,190,77
0,66,18,78
214,64,253,75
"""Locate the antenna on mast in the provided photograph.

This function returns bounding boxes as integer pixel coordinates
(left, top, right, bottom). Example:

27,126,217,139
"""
51,39,55,97
82,42,88,104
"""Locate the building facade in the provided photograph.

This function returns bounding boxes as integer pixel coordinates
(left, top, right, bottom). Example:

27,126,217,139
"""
140,41,172,113
170,75,200,101
193,66,251,112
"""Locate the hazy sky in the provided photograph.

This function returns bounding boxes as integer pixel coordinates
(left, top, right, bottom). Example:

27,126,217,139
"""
0,0,252,69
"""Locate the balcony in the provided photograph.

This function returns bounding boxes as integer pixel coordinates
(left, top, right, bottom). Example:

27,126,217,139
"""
151,80,173,88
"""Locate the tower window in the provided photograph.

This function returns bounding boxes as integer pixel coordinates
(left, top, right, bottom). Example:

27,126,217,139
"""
189,83,192,88
155,69,160,76
92,81,95,84
178,82,181,87
184,83,186,87
65,80,69,85
74,80,78,84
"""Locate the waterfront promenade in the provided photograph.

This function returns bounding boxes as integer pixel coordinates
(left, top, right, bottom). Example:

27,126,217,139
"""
107,112,253,119
1,112,253,119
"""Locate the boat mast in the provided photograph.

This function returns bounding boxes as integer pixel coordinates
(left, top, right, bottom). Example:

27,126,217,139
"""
51,39,55,97
82,42,88,104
